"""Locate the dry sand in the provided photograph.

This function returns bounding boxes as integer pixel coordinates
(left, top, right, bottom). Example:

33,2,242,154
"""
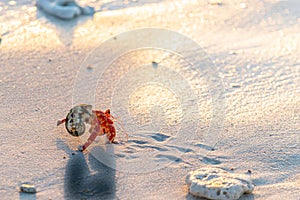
0,0,299,199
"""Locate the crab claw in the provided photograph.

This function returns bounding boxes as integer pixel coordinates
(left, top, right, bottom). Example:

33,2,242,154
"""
57,119,66,126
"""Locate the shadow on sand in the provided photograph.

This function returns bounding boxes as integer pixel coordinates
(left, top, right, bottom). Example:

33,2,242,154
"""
19,193,37,200
64,145,116,199
36,8,93,46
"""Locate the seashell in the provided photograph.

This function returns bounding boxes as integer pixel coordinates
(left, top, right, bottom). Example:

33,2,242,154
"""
65,104,92,137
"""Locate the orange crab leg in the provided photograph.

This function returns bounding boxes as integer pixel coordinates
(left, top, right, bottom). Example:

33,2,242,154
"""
57,118,66,126
81,129,98,151
107,124,116,143
81,118,108,151
104,109,128,142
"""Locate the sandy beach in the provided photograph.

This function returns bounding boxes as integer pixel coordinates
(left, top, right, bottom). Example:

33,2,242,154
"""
0,0,299,199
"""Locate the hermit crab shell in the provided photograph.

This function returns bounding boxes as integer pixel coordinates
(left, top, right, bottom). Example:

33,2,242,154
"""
65,104,92,137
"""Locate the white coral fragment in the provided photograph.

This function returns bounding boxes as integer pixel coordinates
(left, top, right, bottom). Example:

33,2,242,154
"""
186,168,254,200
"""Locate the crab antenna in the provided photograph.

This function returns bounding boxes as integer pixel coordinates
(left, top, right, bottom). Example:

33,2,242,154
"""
57,119,66,126
114,118,129,141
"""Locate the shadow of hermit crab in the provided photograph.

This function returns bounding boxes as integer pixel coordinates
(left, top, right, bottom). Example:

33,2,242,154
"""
62,141,116,199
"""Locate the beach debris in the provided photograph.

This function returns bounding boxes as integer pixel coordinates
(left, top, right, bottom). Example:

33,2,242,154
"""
229,50,237,55
208,0,222,6
8,1,17,6
186,168,254,200
2,31,10,37
20,182,37,193
87,65,93,71
230,83,241,88
152,61,158,68
36,0,95,20
57,104,128,151
240,3,247,9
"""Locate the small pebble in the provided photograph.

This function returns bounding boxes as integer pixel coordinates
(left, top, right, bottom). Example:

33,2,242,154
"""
208,0,222,6
229,50,237,55
240,2,247,9
8,1,17,6
49,59,52,62
248,169,252,173
20,183,36,193
71,152,75,155
230,83,241,88
63,156,66,159
152,61,158,68
2,31,9,36
87,65,93,71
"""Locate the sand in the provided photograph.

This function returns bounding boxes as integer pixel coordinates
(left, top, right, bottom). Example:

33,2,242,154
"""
0,0,299,199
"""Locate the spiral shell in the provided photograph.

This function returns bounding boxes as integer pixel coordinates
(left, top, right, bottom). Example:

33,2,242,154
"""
65,104,92,137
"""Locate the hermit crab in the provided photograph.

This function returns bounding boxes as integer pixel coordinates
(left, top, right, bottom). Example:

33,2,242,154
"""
57,104,127,151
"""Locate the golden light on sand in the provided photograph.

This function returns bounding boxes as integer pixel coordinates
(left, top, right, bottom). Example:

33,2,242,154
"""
1,0,299,199
128,83,182,127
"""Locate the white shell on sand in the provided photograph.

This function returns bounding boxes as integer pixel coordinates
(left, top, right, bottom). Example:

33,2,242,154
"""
36,0,94,19
186,168,254,200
